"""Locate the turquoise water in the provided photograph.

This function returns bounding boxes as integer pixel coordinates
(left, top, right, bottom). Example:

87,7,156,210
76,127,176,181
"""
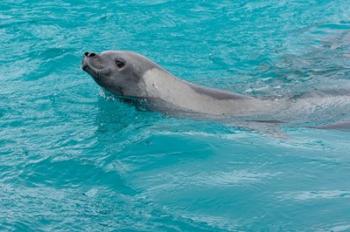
1,0,350,231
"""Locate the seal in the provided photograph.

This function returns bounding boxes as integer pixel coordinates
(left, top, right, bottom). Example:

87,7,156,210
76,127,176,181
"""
81,50,287,118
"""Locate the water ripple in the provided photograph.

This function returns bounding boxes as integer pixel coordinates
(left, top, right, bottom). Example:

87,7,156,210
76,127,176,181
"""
2,0,350,230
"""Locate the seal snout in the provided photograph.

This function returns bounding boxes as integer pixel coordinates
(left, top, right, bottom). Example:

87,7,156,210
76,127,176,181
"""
82,51,103,72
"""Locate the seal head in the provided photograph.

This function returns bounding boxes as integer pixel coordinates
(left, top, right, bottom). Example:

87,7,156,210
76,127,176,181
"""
82,50,158,97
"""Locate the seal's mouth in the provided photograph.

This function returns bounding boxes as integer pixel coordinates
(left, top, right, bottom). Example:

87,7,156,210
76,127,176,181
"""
81,52,89,70
81,57,100,81
81,58,88,70
81,58,92,73
81,64,88,71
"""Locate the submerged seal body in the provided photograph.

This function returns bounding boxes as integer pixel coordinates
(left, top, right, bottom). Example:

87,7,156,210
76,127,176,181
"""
82,50,286,118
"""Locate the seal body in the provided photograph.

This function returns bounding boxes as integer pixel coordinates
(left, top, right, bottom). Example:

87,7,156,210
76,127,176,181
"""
82,50,350,132
82,50,287,118
140,67,286,117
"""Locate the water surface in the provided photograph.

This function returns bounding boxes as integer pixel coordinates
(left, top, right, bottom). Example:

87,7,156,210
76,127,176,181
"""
1,1,350,231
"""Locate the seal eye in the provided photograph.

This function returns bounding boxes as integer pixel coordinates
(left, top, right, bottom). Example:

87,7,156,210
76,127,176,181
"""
115,58,126,69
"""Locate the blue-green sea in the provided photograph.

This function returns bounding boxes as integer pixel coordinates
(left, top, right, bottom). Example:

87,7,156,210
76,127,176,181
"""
1,1,350,231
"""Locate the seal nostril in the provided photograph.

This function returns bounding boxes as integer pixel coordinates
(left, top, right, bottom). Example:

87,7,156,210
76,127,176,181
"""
84,52,89,57
90,53,96,57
